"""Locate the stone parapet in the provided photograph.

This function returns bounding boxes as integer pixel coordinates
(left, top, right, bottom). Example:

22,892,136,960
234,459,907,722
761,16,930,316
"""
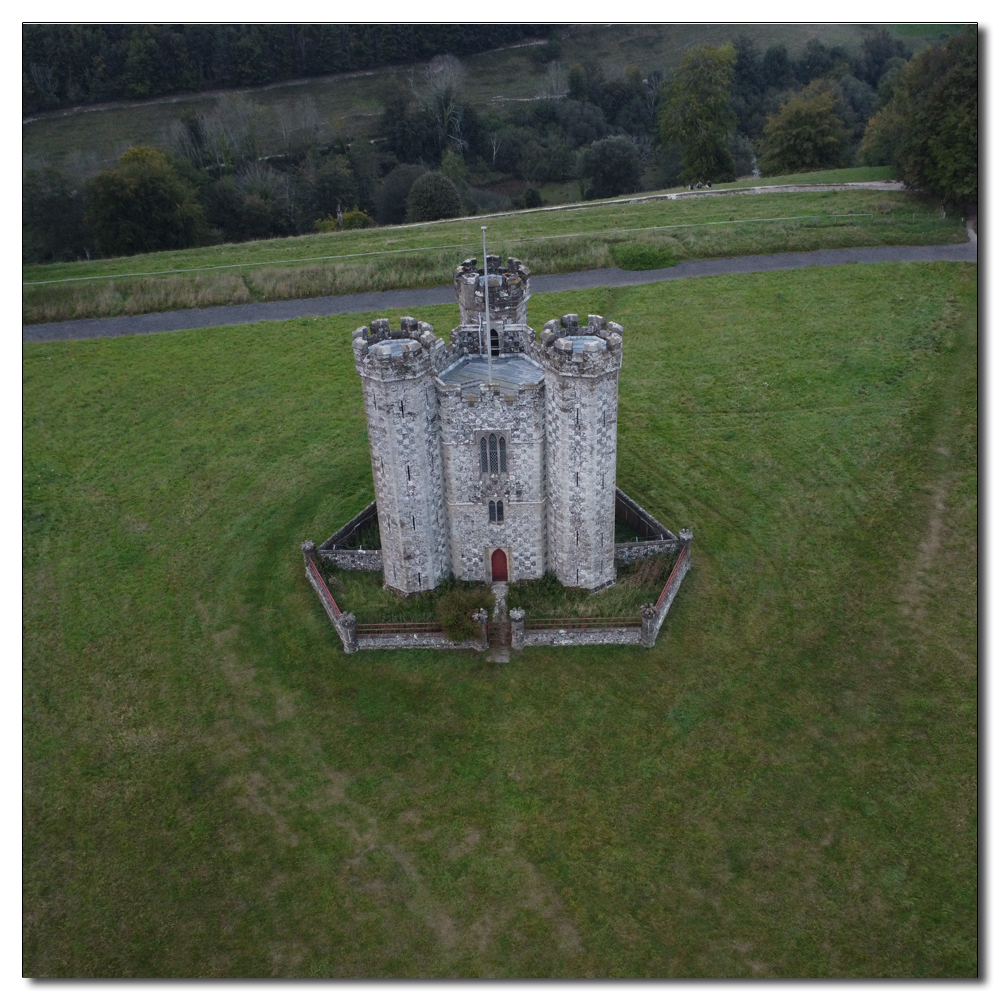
454,256,531,327
536,313,623,377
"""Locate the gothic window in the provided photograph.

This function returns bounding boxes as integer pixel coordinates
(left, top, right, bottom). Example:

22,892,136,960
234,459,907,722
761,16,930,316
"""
480,437,488,474
499,436,506,473
496,500,504,522
489,501,497,522
490,328,500,357
489,434,498,474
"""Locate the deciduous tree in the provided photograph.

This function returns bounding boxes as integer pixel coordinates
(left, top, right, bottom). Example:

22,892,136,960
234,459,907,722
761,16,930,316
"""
576,136,641,199
405,171,462,222
659,44,737,183
84,146,206,256
859,27,977,206
759,83,849,176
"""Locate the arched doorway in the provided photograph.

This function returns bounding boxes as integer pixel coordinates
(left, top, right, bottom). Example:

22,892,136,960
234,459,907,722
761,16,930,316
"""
491,548,508,582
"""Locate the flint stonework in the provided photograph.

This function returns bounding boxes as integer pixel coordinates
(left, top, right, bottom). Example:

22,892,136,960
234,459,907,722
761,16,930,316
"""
304,255,693,653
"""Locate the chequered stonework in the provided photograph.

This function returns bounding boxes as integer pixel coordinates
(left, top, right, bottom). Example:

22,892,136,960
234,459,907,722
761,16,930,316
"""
351,257,623,594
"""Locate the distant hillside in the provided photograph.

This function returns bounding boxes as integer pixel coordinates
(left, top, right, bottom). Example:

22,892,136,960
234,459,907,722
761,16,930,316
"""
22,24,543,115
23,23,972,266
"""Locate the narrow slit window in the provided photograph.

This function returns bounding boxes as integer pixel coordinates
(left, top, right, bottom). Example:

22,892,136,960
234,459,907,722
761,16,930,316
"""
489,434,498,474
499,437,507,473
406,465,411,482
489,500,497,523
496,501,504,523
412,515,415,530
480,436,488,474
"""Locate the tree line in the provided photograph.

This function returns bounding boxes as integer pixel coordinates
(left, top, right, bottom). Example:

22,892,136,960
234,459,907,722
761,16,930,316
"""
23,28,977,265
23,24,539,114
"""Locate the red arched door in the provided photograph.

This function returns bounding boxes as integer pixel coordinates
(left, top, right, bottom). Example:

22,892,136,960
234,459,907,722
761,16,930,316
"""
491,548,508,582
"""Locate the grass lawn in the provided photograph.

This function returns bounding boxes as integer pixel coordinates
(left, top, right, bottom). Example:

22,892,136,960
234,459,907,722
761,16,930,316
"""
23,262,977,976
23,186,966,324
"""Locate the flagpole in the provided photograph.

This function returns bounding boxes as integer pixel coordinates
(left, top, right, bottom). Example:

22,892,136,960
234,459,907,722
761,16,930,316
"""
481,225,492,385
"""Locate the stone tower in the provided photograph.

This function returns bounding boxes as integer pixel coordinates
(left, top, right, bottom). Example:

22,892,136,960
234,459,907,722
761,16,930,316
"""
352,317,451,593
539,314,622,592
349,256,624,596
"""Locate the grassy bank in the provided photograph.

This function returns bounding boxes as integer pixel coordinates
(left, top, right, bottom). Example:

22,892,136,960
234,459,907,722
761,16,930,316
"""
23,263,977,976
23,186,965,324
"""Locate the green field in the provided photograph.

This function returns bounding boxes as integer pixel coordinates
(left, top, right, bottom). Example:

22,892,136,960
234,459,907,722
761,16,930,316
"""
23,184,966,324
23,260,977,976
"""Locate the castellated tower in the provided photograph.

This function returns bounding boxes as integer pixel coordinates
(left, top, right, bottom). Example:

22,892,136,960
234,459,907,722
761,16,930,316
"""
538,314,622,592
352,317,451,594
452,255,532,356
347,256,624,596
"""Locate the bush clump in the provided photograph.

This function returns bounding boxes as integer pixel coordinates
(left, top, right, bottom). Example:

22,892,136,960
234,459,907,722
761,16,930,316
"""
435,587,491,640
405,171,463,222
522,186,544,208
611,240,682,270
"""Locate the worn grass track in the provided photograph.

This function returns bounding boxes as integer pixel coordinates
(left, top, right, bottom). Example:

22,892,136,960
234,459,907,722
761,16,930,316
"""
23,262,977,976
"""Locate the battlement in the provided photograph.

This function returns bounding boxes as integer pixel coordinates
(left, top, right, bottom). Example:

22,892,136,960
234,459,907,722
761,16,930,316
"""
454,256,531,326
352,316,449,377
538,313,623,375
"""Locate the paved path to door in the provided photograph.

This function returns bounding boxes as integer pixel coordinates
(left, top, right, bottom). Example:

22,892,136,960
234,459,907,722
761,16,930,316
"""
23,238,977,344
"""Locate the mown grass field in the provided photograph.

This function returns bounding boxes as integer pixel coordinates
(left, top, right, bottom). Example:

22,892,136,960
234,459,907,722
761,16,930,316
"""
23,184,966,324
23,262,977,977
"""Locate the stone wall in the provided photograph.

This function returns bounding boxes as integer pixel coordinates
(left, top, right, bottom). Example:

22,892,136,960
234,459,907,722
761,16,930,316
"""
615,488,675,540
518,627,642,647
614,538,682,566
302,543,359,653
357,632,487,652
640,532,692,646
321,548,384,571
320,499,377,547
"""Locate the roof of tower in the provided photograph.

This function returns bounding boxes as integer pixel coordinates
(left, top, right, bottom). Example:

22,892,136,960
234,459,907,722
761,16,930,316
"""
438,354,544,393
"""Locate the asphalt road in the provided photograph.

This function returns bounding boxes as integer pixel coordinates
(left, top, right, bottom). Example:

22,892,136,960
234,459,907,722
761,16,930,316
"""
23,239,977,344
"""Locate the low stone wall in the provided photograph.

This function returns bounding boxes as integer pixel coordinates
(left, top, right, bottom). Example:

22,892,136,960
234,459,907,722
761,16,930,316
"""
303,530,693,654
302,543,359,653
639,533,692,647
616,488,676,541
615,538,682,566
519,626,642,647
318,501,383,571
357,632,487,651
320,500,378,549
321,548,383,571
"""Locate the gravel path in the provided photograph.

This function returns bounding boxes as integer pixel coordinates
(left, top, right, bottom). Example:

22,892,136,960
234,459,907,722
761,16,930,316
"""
23,240,977,344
